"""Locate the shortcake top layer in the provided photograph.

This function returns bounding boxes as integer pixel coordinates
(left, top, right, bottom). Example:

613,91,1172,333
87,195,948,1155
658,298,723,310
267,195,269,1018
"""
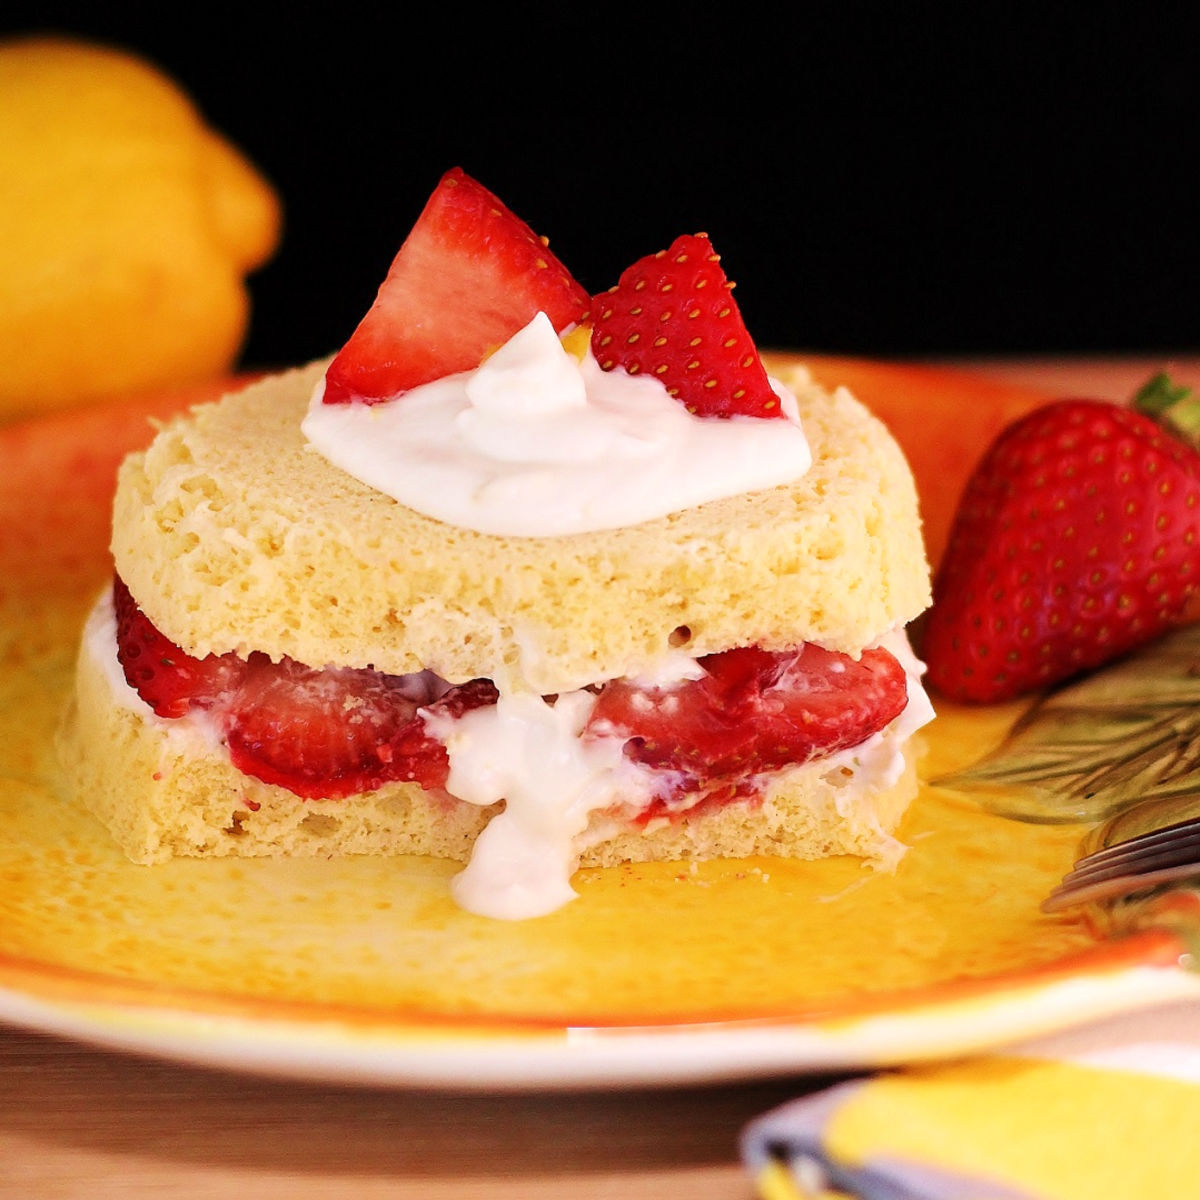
111,355,931,693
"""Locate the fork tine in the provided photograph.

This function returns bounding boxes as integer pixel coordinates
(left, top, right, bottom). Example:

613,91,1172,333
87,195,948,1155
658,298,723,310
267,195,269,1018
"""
1042,814,1200,913
1057,830,1200,887
1072,815,1200,868
1042,863,1200,912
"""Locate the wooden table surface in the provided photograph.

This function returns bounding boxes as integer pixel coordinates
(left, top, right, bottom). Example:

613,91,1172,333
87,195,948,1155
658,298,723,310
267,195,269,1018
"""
4,356,1199,1199
0,1022,819,1198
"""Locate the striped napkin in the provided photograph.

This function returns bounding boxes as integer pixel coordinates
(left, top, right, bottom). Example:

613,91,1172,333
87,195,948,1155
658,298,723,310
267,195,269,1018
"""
741,999,1200,1199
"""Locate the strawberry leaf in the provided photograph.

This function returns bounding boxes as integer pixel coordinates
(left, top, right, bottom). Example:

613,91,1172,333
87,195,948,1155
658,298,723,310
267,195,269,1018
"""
932,621,1200,823
1133,371,1200,447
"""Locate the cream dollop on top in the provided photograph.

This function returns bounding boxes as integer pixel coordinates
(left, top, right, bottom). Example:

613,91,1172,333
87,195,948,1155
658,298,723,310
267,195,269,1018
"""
301,313,812,537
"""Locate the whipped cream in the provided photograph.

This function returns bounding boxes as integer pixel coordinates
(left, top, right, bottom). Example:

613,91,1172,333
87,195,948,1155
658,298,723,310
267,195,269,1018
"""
422,690,642,920
301,312,812,537
424,636,934,920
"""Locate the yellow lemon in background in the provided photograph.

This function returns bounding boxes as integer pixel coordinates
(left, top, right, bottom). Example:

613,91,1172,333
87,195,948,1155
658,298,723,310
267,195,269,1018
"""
0,35,281,421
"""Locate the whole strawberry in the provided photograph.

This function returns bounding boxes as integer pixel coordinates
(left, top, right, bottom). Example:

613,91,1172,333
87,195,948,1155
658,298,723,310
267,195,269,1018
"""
923,375,1200,703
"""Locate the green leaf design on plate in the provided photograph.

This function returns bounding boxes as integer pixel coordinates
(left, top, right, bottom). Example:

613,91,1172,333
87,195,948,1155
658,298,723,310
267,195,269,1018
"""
932,623,1200,824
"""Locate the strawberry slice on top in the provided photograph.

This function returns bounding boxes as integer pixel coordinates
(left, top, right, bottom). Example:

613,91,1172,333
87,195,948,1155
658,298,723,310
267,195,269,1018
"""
590,232,781,419
323,167,590,405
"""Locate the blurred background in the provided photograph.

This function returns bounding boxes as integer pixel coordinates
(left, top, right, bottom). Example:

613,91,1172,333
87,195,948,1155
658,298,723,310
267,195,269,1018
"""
3,4,1198,374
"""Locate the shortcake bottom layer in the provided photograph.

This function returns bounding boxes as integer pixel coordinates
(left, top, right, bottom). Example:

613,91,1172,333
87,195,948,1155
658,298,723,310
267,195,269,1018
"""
58,606,922,877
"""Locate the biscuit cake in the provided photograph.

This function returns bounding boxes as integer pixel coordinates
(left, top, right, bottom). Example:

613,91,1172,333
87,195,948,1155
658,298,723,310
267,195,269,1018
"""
58,168,933,919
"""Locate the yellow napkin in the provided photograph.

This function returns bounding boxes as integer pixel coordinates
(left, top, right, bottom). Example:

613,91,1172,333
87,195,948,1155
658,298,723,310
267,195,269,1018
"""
740,1000,1200,1199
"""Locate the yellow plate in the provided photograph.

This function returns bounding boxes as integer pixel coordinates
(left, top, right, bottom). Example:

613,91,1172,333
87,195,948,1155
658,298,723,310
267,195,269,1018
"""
1,366,1195,1090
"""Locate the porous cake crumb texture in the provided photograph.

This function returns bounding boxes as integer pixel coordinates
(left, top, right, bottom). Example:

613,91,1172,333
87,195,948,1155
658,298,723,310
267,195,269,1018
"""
111,358,931,693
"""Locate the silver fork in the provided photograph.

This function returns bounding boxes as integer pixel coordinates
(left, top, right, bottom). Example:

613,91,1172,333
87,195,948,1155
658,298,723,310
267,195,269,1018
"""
1042,815,1200,913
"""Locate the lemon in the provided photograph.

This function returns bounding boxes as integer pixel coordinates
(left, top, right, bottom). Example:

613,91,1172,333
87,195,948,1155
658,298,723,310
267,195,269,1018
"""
0,35,281,421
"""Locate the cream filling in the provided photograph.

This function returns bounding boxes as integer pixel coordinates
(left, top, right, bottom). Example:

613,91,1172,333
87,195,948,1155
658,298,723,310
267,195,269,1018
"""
431,631,932,918
85,591,932,921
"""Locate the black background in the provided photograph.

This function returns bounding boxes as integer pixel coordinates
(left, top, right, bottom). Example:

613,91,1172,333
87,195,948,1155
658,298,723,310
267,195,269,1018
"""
5,5,1198,372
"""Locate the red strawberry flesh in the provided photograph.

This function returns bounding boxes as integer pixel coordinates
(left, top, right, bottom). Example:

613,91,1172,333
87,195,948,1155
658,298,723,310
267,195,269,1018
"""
322,168,589,405
223,660,499,798
590,232,781,419
112,576,242,718
586,643,908,781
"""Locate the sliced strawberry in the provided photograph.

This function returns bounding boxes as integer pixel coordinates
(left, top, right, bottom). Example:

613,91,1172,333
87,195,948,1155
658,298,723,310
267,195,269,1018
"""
322,167,590,404
590,232,781,419
224,659,426,799
112,576,244,718
111,574,499,799
113,577,906,806
222,664,499,799
586,643,908,781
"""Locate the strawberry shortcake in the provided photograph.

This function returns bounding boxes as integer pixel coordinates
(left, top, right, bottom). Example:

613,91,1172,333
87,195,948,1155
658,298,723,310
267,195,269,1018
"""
59,169,933,919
